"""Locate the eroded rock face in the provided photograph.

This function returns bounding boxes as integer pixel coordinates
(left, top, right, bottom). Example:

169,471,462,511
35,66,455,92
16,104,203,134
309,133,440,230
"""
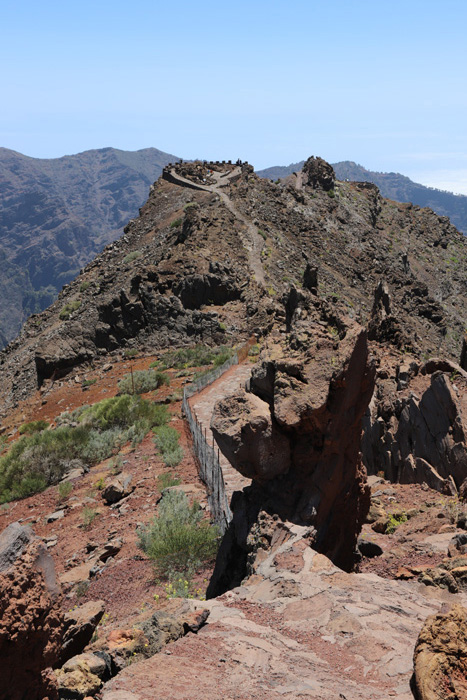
209,324,375,594
414,604,467,700
302,156,335,191
0,522,64,700
363,359,467,493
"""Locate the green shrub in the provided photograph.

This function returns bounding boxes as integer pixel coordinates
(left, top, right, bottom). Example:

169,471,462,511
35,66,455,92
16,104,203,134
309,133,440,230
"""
170,218,183,229
18,420,49,435
158,345,233,370
59,299,81,320
386,512,408,534
153,425,184,467
0,425,89,503
123,348,139,358
123,250,142,264
0,396,170,503
82,506,98,529
58,480,73,501
79,428,123,463
137,490,219,575
157,472,181,490
79,281,91,292
77,395,169,431
117,370,170,395
82,378,97,387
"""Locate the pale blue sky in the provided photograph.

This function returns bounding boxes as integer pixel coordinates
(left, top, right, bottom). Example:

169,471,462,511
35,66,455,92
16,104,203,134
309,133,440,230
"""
2,0,467,191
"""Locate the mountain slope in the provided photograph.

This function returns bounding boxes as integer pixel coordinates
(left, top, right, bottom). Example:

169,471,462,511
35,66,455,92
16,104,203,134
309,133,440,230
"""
0,157,465,418
257,160,467,234
0,146,179,344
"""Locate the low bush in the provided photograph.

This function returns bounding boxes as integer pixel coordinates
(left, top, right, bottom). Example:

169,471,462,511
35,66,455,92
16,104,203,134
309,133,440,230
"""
0,425,89,502
137,490,219,576
170,218,183,229
58,480,73,501
59,299,81,320
0,395,169,503
157,472,181,490
82,506,98,529
158,345,233,370
18,420,49,435
76,394,169,431
153,425,184,467
123,250,142,264
117,370,170,395
386,511,408,534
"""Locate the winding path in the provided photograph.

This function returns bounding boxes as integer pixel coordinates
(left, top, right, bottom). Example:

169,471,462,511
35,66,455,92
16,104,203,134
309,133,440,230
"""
166,165,266,286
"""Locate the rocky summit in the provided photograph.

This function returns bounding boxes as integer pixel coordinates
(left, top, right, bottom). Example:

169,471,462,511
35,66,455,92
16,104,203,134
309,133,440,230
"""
1,156,467,700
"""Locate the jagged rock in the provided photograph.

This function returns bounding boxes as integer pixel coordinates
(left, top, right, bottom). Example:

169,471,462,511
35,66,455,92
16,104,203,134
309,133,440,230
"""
399,455,457,495
101,473,133,504
302,262,318,293
95,537,123,563
363,366,467,493
209,325,375,594
367,280,403,345
60,600,105,664
302,156,335,191
0,522,64,700
414,604,467,699
357,537,383,558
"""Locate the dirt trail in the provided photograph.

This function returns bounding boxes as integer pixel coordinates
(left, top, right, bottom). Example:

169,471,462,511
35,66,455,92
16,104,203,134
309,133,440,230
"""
168,166,266,286
188,362,252,503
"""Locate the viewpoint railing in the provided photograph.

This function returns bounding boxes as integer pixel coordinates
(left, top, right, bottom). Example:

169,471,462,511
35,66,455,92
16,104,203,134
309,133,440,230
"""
182,338,255,533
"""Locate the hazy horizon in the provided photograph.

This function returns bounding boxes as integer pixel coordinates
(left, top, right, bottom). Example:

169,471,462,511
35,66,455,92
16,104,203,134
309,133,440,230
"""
2,0,467,192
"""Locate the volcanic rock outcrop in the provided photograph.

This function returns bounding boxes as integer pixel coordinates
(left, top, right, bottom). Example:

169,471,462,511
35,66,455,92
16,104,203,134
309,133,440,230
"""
209,317,375,595
0,155,465,421
302,155,335,191
414,603,467,700
0,522,64,700
363,355,467,493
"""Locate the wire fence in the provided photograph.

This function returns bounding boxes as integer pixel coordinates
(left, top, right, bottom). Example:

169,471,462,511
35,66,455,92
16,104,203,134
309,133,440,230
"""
182,338,256,533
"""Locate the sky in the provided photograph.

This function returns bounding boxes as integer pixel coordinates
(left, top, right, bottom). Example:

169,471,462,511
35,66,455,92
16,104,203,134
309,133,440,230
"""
2,0,467,192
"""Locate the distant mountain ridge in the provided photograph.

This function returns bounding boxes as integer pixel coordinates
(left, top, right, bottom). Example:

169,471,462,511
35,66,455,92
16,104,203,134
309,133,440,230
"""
257,160,467,235
0,146,178,344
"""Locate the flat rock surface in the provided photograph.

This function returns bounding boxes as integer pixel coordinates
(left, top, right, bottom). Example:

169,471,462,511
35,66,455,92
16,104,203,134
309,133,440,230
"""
102,525,464,700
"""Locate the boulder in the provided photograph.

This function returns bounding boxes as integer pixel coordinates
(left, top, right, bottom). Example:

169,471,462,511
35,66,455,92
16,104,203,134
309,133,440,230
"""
302,156,335,191
55,666,102,700
0,522,64,700
101,473,133,504
211,391,291,481
414,604,467,699
60,599,105,664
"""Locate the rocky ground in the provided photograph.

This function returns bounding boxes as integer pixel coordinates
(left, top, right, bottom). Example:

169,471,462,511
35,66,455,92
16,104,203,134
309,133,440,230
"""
1,157,467,699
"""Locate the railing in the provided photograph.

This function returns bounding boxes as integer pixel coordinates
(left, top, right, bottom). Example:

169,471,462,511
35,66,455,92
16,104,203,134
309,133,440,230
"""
182,397,232,533
182,338,256,533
